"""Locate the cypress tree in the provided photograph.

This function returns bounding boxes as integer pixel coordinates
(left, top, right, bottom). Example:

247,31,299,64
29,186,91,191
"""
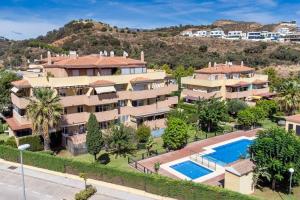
86,113,103,161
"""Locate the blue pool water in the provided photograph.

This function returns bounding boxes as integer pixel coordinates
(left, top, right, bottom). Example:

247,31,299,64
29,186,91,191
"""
170,160,213,179
203,139,253,166
151,128,165,138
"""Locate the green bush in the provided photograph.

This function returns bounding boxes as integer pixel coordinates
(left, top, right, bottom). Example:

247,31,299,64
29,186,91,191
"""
136,125,151,143
18,135,43,151
0,145,257,200
75,186,97,200
5,137,17,148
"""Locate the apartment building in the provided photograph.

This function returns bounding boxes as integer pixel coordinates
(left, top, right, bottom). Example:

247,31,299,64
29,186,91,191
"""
6,51,178,141
209,28,225,38
181,62,271,102
226,31,246,40
247,32,263,40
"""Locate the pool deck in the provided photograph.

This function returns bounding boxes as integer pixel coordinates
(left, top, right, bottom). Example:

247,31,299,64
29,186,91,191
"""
138,129,260,183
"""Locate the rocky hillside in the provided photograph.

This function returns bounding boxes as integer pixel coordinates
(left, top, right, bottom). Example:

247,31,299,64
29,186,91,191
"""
1,19,300,70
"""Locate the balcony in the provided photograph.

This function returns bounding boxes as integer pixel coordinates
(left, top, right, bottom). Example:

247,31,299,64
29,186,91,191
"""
182,89,221,100
120,96,178,117
253,87,270,95
226,90,253,99
118,84,178,100
11,93,29,109
144,119,166,129
61,109,118,126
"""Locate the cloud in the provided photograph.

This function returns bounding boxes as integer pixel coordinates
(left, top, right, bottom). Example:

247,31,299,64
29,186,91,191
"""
0,19,61,40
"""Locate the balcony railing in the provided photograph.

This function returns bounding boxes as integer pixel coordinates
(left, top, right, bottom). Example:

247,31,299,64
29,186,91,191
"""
182,89,221,100
120,96,178,117
11,93,29,109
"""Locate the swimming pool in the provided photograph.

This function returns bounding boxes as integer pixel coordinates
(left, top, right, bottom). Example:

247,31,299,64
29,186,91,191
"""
203,139,253,166
170,160,213,179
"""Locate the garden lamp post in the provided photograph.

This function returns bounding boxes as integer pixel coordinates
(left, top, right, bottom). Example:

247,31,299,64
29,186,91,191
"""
18,144,30,200
288,167,294,196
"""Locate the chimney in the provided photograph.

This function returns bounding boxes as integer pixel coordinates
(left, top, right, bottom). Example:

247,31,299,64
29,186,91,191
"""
69,51,77,58
241,61,244,66
110,51,114,57
99,51,103,57
123,51,128,58
208,62,211,68
47,51,51,65
225,61,228,66
140,51,144,62
104,50,108,56
214,62,217,67
40,54,43,60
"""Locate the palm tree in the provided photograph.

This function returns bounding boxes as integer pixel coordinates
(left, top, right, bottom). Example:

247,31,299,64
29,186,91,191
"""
145,136,156,156
276,80,300,115
26,88,63,150
105,124,135,158
252,166,271,190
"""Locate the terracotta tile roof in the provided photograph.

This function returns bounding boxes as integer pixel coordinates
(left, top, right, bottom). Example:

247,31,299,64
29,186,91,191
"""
44,55,146,69
253,79,268,85
286,114,300,124
226,81,250,87
11,80,31,88
89,80,115,87
130,77,150,83
225,159,255,176
68,134,86,145
196,64,254,74
5,118,31,131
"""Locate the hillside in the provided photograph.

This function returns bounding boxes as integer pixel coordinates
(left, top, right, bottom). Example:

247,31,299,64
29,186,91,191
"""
1,19,300,70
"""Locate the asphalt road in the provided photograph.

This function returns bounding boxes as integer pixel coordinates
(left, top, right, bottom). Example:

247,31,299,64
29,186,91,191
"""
0,167,118,200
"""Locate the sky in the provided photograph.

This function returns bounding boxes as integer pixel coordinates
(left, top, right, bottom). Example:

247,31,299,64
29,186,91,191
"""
1,0,300,40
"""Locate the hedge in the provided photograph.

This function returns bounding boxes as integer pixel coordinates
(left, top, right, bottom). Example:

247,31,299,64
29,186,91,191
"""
17,135,43,151
0,145,257,200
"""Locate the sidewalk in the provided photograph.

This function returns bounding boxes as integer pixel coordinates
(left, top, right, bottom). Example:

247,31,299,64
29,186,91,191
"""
0,159,175,200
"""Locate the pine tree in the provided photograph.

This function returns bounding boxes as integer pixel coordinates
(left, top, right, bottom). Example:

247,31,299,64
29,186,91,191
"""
86,113,103,161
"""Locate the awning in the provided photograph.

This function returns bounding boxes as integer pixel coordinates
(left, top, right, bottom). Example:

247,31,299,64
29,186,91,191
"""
95,86,116,94
11,87,19,93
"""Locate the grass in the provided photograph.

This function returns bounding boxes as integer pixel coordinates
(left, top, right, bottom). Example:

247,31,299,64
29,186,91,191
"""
57,137,164,171
0,133,9,142
260,119,278,129
252,186,300,200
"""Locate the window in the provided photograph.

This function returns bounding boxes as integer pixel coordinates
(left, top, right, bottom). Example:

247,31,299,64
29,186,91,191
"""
119,115,129,123
296,125,300,136
77,106,84,113
130,68,135,74
87,69,94,76
76,88,83,95
288,123,294,131
132,100,144,107
118,100,126,107
72,70,80,76
134,68,143,74
62,127,68,134
101,69,112,75
64,108,68,115
121,68,130,75
95,104,111,112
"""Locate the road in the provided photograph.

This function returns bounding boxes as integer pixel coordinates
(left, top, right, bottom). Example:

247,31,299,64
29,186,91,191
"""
0,160,172,200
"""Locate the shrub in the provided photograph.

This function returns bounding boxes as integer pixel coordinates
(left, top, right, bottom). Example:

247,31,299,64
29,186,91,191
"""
136,125,151,143
98,153,110,165
75,186,97,200
162,118,188,150
5,137,17,148
237,106,267,128
227,99,248,116
18,135,43,151
256,100,278,118
100,27,107,32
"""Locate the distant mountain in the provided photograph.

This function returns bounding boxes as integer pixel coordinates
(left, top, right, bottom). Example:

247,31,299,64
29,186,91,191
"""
1,19,300,69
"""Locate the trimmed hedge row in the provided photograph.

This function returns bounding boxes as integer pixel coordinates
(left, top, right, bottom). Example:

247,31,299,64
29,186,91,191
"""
17,135,43,151
0,145,257,200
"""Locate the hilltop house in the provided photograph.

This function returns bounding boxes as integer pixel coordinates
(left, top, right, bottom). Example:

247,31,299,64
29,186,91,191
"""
181,62,272,102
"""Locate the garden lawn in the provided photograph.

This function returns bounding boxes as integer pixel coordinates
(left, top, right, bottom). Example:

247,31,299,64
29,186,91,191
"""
252,186,300,200
0,133,9,142
57,137,164,171
260,119,278,129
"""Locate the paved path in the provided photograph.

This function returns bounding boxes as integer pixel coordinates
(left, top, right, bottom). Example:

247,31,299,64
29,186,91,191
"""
0,160,174,200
